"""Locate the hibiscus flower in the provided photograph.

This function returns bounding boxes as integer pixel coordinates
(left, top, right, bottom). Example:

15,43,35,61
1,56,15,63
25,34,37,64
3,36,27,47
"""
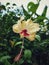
12,18,40,41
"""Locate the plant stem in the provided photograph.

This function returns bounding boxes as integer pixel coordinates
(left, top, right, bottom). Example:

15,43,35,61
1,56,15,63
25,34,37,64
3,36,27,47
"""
14,38,24,62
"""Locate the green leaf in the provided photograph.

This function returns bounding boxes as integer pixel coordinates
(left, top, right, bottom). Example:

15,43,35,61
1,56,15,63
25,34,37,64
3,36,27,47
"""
27,60,32,64
36,16,46,22
35,35,41,41
37,0,41,4
18,59,24,65
0,56,11,62
0,43,6,46
42,6,48,17
22,5,31,19
4,60,11,65
14,41,23,46
27,2,39,14
24,50,32,59
36,6,48,22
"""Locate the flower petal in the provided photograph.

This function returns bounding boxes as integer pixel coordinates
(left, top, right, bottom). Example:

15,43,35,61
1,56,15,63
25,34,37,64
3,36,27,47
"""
13,24,21,33
28,23,40,34
26,19,40,34
21,21,26,30
26,33,36,41
26,19,33,26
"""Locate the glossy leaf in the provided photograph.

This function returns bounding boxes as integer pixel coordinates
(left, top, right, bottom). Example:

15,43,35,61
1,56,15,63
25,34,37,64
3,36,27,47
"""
22,5,31,19
14,41,22,46
42,6,48,17
4,60,11,65
0,56,11,62
27,2,39,14
24,50,32,59
35,35,41,41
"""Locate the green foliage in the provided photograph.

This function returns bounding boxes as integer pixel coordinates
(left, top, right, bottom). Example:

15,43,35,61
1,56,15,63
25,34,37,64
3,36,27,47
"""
35,35,41,41
24,50,32,59
0,5,6,10
42,6,48,17
14,41,23,46
4,60,11,65
35,6,48,22
22,5,31,19
27,2,39,14
0,1,49,65
0,56,11,62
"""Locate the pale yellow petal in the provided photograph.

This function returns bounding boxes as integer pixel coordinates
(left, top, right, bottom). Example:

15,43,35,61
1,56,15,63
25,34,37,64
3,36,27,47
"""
12,19,23,33
26,33,36,41
25,19,40,34
12,24,21,33
20,16,24,21
26,19,33,26
13,19,26,33
27,23,40,34
17,20,26,30
31,23,40,32
17,20,22,30
21,21,26,30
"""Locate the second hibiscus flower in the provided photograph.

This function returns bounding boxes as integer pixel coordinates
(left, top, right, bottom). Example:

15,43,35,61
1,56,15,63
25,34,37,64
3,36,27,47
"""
13,17,40,41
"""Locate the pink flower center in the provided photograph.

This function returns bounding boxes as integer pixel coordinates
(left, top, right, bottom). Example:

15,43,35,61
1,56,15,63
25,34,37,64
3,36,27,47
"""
20,29,29,36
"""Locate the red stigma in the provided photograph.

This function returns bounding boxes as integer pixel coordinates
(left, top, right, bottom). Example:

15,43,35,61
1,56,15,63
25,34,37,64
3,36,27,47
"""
20,29,29,36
